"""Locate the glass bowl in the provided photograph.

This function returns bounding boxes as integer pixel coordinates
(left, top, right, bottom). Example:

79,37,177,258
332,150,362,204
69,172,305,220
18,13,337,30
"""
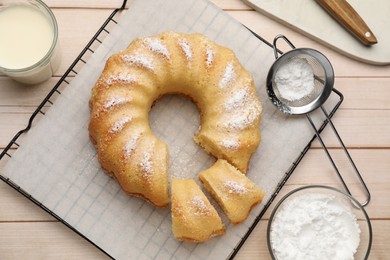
267,185,372,260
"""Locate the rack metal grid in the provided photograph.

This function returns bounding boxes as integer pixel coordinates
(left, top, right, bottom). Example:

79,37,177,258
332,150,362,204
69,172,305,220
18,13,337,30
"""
0,1,343,259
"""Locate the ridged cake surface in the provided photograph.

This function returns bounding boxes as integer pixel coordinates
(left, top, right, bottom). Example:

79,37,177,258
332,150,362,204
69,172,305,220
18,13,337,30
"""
89,32,262,208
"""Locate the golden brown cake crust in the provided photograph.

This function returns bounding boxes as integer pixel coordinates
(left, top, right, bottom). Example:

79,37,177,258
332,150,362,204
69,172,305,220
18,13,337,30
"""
88,32,262,208
199,159,265,224
171,179,225,242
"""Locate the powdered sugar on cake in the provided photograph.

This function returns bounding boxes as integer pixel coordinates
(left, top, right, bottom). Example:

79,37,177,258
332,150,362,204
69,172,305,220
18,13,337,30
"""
219,62,235,88
206,47,214,67
122,53,154,70
123,134,140,160
224,88,250,111
109,116,132,134
223,180,247,195
224,103,261,130
104,96,130,110
139,142,154,181
142,37,170,59
190,196,210,215
178,38,192,60
105,72,137,85
220,140,240,150
94,96,131,118
223,85,262,129
140,152,153,173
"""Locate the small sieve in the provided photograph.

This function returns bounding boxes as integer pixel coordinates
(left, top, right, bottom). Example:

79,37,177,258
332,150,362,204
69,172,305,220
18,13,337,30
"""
266,35,370,207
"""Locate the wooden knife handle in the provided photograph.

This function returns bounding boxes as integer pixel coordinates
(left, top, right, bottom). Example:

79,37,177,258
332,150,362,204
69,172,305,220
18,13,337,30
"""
316,0,377,45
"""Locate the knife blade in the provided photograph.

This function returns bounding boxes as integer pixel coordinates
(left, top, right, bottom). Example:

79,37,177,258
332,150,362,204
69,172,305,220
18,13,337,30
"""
315,0,377,45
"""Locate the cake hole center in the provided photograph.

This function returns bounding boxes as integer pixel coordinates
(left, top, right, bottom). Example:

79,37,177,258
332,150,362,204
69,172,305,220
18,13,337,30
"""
149,94,215,180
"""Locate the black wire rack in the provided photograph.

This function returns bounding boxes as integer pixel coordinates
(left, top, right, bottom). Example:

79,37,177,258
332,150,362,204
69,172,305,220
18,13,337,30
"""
0,0,343,259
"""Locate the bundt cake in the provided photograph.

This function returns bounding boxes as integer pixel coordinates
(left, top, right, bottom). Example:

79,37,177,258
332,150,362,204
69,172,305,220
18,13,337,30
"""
171,178,225,242
88,31,262,208
199,159,265,224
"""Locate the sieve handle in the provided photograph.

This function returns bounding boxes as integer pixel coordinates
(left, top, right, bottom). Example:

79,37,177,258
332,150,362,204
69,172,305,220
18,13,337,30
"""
272,35,296,59
306,109,371,207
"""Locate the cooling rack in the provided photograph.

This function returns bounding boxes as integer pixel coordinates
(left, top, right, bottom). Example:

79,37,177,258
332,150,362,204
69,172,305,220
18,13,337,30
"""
0,0,343,259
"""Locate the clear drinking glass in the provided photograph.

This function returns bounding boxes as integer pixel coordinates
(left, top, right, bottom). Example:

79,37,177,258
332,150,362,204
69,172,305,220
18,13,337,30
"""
0,0,61,84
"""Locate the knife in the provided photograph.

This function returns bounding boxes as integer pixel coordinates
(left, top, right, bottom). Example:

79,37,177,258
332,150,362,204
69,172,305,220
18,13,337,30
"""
315,0,378,45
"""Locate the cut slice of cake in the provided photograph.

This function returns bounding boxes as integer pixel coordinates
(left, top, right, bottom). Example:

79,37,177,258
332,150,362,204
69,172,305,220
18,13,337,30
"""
199,159,265,224
171,178,225,242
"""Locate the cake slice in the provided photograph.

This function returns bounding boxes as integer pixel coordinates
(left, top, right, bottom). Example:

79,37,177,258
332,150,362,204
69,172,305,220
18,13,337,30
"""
199,159,265,224
171,178,225,242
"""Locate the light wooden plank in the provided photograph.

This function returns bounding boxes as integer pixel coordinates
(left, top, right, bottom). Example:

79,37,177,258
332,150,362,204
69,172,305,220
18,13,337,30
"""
0,78,60,107
51,9,113,76
310,109,390,148
0,113,29,147
227,11,390,77
235,220,271,260
335,78,390,110
0,222,109,260
289,149,390,185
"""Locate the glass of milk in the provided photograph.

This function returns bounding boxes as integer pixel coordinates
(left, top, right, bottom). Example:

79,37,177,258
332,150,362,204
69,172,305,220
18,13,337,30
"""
0,0,61,84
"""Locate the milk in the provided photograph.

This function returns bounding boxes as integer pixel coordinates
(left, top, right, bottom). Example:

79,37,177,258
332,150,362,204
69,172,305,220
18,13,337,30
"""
0,2,60,84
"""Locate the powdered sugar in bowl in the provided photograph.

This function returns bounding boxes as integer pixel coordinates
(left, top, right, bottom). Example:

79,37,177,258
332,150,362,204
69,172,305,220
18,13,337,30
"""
267,185,372,260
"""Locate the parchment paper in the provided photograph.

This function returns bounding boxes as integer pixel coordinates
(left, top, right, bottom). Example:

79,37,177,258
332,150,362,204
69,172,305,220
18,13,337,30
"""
2,0,340,259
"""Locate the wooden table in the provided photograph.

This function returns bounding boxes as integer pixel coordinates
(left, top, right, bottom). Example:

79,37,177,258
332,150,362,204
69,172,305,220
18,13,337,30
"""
0,0,389,259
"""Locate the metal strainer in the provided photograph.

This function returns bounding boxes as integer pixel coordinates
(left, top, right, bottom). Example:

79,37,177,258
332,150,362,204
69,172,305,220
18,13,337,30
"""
266,35,371,207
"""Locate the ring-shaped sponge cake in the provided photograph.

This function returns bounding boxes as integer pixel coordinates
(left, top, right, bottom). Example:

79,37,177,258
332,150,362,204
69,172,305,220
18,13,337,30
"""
88,32,262,207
